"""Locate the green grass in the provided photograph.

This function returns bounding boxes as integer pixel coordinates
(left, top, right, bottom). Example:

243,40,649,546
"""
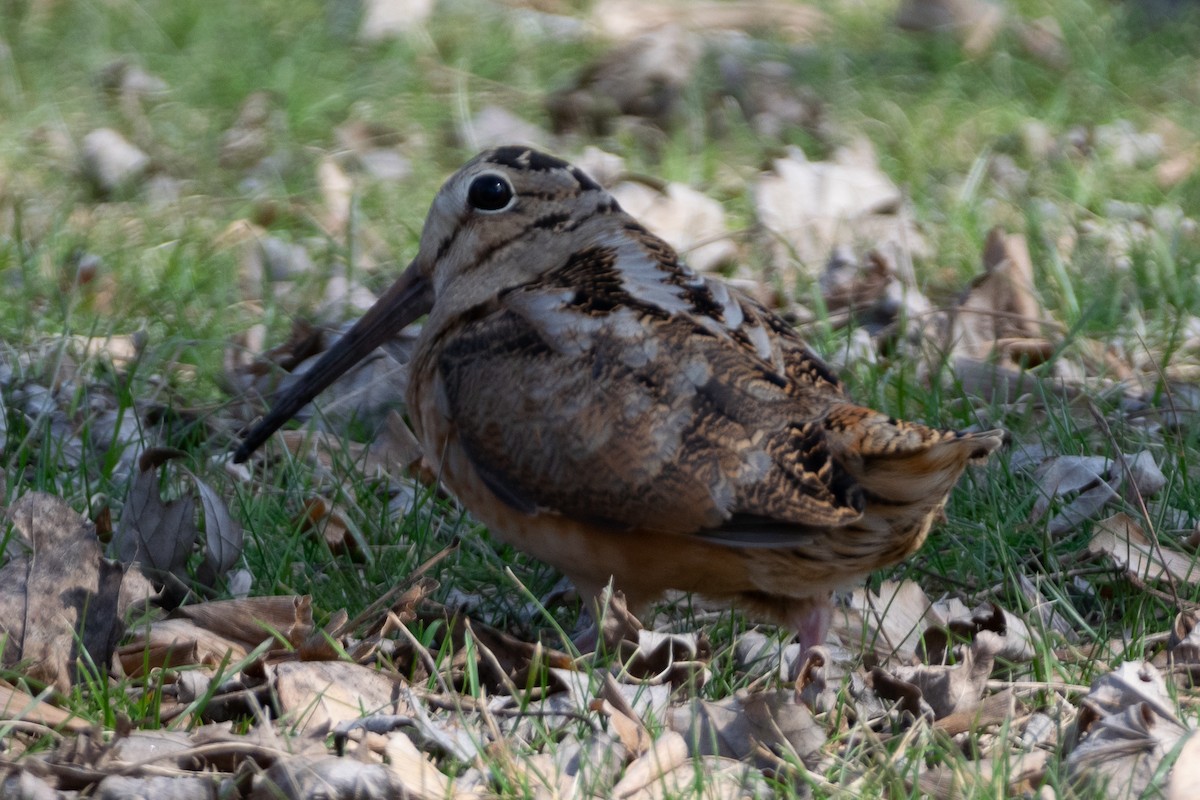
3,0,1200,796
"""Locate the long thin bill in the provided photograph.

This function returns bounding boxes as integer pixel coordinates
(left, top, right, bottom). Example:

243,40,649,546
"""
233,264,433,462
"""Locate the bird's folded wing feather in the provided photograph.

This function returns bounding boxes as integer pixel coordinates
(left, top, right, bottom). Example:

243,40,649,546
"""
432,239,865,537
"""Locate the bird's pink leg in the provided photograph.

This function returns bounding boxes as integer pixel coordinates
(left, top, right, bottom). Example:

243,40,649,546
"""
789,598,832,654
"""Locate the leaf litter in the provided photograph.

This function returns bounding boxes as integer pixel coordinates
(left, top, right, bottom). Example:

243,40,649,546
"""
6,2,1200,798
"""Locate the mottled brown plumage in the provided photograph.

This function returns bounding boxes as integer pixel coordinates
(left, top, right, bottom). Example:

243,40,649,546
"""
235,146,1004,652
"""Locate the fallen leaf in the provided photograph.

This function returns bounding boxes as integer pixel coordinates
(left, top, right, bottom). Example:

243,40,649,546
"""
189,471,245,586
546,26,701,135
273,660,411,735
95,775,221,799
111,447,198,586
667,690,825,770
1089,513,1199,585
0,493,128,692
608,180,736,272
754,142,919,275
881,630,1003,720
833,579,937,662
1066,662,1188,798
611,731,689,798
1168,733,1200,800
80,128,150,197
0,681,91,732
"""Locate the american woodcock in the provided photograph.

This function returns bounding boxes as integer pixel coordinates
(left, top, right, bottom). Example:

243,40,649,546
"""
234,146,1005,651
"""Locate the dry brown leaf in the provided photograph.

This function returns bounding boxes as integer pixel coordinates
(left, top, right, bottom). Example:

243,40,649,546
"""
118,617,247,675
273,661,410,735
173,595,314,651
252,754,412,800
0,681,91,732
947,228,1057,368
94,774,221,798
112,448,245,598
833,579,937,662
1031,453,1166,536
920,602,1037,664
880,630,1003,720
190,470,245,587
1166,610,1200,681
593,698,651,756
0,493,128,692
754,142,918,275
1066,661,1188,798
111,448,198,583
608,180,736,273
622,756,771,800
299,497,362,558
611,731,689,798
618,628,710,687
666,689,825,770
80,128,150,196
1089,513,1200,585
546,26,701,135
918,749,1048,800
384,732,483,799
1168,733,1200,800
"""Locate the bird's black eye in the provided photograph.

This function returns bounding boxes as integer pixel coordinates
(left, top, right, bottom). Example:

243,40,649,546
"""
467,173,514,212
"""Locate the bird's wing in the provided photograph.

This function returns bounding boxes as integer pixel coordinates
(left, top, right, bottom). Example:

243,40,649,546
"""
430,238,864,537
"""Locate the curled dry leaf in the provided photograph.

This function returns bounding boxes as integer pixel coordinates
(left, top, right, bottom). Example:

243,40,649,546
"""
1166,611,1200,681
112,447,197,582
618,628,710,687
611,731,689,799
794,644,884,717
383,732,483,800
1066,661,1188,798
948,229,1053,365
920,601,1036,664
118,595,313,676
0,493,132,693
918,749,1049,800
190,470,245,585
877,630,1003,720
